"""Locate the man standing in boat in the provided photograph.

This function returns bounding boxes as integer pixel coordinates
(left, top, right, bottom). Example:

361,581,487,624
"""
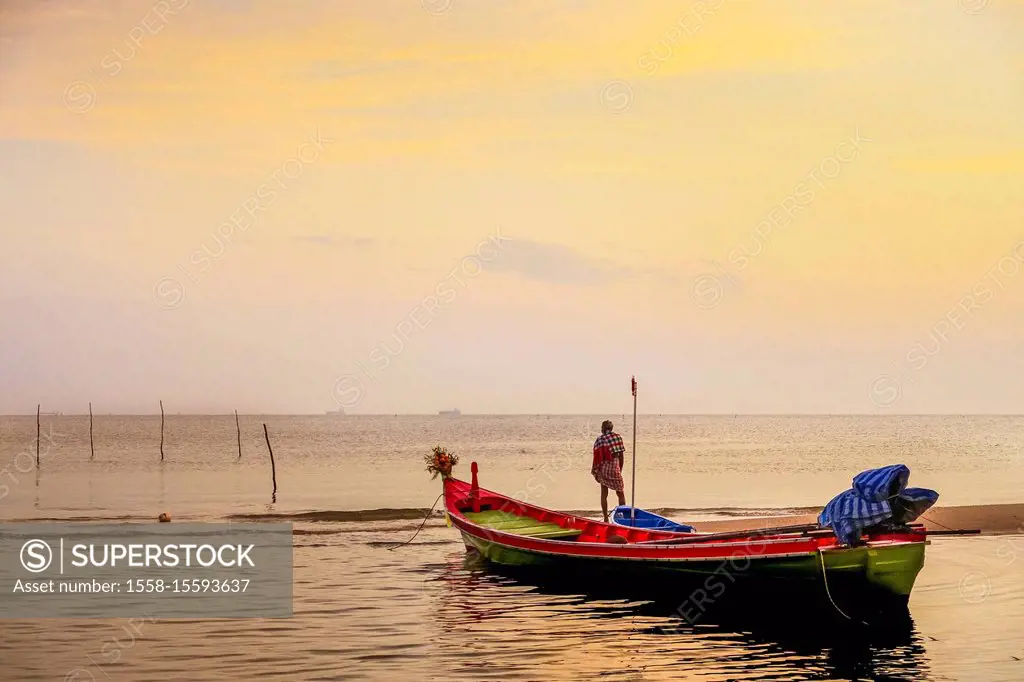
592,420,627,522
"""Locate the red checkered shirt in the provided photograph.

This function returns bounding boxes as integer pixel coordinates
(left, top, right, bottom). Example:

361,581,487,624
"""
593,431,625,465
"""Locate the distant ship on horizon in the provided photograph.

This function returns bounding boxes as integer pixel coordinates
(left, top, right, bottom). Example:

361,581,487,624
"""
438,408,461,417
324,407,346,415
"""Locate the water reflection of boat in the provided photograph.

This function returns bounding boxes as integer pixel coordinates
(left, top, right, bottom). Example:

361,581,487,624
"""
429,548,931,682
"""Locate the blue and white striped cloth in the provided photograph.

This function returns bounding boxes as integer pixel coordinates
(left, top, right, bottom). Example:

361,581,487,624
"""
818,464,939,545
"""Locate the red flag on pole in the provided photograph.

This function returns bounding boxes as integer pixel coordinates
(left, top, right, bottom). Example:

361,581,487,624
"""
631,376,637,397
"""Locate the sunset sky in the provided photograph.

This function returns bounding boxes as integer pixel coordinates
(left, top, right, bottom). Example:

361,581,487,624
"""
1,0,1022,414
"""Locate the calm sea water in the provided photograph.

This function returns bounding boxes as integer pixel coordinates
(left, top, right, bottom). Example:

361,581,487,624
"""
0,415,1022,681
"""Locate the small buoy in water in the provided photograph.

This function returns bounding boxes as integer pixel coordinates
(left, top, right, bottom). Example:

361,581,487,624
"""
158,512,171,523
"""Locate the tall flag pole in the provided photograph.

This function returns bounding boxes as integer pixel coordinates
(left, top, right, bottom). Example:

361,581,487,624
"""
630,376,638,523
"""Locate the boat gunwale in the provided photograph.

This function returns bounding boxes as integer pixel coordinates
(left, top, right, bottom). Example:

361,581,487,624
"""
454,515,927,564
444,468,928,600
443,474,927,561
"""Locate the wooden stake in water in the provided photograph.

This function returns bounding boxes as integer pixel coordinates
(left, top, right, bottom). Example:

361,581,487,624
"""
235,410,242,459
159,400,165,462
263,423,277,500
630,376,637,524
89,402,95,460
36,404,40,467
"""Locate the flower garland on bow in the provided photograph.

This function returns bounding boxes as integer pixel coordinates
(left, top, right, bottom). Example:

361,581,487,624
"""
425,445,458,480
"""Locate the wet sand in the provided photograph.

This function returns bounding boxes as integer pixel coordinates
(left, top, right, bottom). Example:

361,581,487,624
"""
688,503,1024,535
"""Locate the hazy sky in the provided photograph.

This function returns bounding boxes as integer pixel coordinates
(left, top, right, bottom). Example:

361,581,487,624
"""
1,0,1022,414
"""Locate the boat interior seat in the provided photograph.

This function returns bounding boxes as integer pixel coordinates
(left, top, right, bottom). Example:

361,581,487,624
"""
464,510,583,540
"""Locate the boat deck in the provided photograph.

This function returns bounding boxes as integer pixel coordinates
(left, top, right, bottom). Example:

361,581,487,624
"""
463,510,584,540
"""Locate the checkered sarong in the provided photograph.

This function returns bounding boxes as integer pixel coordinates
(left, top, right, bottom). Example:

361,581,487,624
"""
592,431,626,491
592,458,624,492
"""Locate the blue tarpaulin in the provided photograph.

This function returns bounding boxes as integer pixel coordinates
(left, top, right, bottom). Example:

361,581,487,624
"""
818,464,939,545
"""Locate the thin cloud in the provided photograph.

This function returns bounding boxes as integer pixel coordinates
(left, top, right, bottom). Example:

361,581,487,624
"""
482,238,633,286
291,235,375,247
303,59,422,82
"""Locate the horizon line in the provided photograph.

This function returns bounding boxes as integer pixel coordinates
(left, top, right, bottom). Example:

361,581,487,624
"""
4,412,1024,417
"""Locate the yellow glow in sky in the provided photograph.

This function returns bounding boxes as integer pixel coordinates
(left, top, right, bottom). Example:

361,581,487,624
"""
0,0,1022,414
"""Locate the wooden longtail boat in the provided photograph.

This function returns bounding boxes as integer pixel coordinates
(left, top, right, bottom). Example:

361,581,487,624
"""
444,463,929,612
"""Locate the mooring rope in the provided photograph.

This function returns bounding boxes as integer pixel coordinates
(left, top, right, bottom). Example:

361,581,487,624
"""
918,513,957,532
817,548,869,626
387,493,444,551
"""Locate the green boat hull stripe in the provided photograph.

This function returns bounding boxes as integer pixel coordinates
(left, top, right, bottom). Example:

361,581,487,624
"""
459,532,926,596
